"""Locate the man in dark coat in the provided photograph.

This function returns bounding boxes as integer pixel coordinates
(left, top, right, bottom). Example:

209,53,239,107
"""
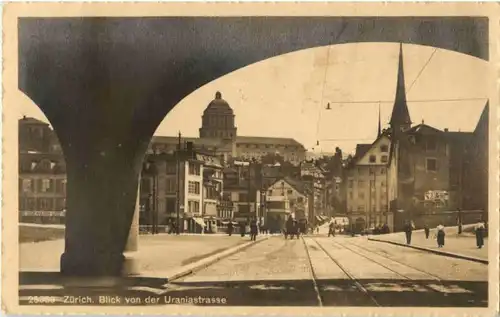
250,219,258,241
240,222,246,237
475,221,485,249
227,221,234,236
285,216,294,239
328,222,334,237
424,224,430,239
404,221,413,245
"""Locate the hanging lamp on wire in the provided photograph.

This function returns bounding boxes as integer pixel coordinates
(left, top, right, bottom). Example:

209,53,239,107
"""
315,44,333,149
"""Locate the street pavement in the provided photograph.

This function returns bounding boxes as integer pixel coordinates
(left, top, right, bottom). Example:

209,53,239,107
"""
19,233,487,307
368,227,488,261
165,235,487,306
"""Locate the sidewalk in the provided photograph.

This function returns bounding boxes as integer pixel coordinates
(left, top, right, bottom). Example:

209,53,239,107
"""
20,233,262,275
368,226,488,264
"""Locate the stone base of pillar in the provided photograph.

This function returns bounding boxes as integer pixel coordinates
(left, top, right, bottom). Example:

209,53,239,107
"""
60,252,125,276
122,253,140,276
61,252,141,277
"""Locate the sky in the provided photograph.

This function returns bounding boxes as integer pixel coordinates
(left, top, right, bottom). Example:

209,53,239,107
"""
17,42,490,155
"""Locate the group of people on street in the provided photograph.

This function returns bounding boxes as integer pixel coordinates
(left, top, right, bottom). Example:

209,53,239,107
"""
405,219,487,249
226,218,259,241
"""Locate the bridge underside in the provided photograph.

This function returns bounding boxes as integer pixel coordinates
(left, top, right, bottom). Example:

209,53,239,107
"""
17,16,488,276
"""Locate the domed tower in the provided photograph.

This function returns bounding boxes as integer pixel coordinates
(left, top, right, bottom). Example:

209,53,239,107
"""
199,91,237,139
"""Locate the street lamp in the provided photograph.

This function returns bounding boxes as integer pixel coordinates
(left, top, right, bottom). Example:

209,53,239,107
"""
260,189,267,226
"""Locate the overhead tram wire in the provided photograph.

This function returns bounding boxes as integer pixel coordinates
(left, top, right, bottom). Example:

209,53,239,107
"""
320,97,488,105
406,47,438,94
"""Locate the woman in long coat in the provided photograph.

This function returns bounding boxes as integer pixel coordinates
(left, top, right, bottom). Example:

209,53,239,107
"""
250,219,258,241
475,221,485,249
436,224,445,248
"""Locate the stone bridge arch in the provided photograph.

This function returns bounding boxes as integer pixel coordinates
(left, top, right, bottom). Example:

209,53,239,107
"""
18,16,488,276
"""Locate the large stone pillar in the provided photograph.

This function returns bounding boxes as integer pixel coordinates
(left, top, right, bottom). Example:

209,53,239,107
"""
59,147,144,276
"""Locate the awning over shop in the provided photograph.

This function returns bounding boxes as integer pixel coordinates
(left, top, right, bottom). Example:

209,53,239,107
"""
193,217,206,227
315,216,322,222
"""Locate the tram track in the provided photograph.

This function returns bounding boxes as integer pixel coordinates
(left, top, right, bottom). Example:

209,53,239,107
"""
338,239,443,282
302,236,381,307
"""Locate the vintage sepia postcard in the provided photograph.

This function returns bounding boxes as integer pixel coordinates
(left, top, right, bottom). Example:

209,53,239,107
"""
2,2,499,316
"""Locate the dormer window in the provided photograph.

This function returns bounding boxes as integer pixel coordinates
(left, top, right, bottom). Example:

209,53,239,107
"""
380,145,388,152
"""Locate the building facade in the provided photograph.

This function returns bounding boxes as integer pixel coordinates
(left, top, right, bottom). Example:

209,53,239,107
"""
139,145,224,233
345,135,391,230
266,177,309,224
19,117,66,224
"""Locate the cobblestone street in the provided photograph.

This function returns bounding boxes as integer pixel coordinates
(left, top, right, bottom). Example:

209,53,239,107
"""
19,233,487,307
166,236,487,306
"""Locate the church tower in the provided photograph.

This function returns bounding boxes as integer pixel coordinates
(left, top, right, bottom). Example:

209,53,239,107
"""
389,43,412,132
199,91,237,139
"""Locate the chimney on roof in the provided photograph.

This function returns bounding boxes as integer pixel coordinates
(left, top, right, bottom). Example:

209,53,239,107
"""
444,128,449,132
421,119,424,124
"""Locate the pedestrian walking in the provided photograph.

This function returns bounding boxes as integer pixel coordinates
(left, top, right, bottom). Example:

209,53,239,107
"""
436,224,445,248
424,224,430,239
285,216,295,239
250,218,258,241
227,221,233,236
240,222,246,237
404,220,413,245
475,221,485,249
328,222,334,237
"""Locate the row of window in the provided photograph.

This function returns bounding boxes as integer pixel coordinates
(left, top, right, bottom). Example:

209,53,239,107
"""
188,200,200,214
350,204,388,212
188,181,201,195
237,144,301,150
268,188,294,196
141,197,232,218
202,130,234,138
349,191,387,200
349,180,387,188
20,178,67,194
19,197,66,211
188,163,201,176
355,167,387,176
368,155,388,164
353,157,439,177
202,115,234,128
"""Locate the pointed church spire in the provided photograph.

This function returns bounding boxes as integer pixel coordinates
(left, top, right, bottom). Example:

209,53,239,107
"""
389,43,412,131
377,103,382,137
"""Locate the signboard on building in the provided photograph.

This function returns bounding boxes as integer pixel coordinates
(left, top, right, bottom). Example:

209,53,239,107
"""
424,190,449,202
